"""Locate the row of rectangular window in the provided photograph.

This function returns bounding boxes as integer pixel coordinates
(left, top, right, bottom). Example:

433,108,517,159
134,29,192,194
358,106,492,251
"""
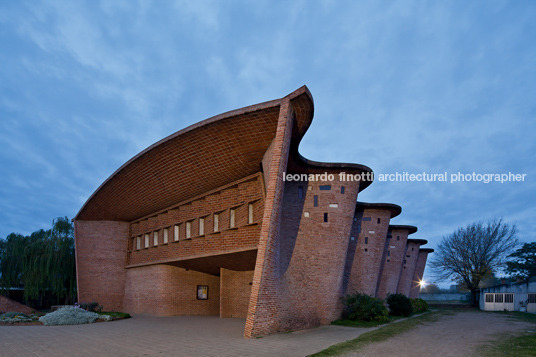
134,203,255,250
484,293,514,303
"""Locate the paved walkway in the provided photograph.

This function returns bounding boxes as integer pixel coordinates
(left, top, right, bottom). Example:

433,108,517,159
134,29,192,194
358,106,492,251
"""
0,315,372,356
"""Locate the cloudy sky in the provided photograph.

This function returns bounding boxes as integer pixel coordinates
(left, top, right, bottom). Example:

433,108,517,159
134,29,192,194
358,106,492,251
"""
1,1,535,284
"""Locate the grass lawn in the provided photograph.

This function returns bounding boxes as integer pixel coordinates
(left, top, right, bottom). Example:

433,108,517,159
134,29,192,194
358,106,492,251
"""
97,311,131,319
331,315,407,328
478,311,536,357
311,311,442,356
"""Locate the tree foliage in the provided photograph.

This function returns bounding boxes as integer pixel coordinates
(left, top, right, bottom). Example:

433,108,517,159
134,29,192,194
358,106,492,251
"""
506,242,536,282
430,219,519,304
0,217,76,305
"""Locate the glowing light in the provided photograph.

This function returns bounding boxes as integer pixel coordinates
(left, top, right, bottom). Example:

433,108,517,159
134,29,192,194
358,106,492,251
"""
418,280,427,288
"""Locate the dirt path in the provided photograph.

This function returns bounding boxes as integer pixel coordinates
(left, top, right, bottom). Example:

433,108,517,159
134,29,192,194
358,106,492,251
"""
343,311,534,357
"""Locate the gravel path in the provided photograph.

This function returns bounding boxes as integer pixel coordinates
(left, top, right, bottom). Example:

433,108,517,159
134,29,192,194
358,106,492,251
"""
343,311,534,357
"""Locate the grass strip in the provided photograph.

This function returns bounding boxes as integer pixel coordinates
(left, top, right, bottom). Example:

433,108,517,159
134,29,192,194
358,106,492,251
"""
310,311,443,356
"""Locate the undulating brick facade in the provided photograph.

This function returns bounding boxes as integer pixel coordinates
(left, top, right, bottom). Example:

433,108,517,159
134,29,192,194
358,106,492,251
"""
74,86,433,338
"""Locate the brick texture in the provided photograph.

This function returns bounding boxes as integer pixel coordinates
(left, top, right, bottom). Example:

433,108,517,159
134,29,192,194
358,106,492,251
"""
123,264,220,316
397,239,426,296
376,226,416,299
75,220,129,311
409,249,432,299
345,208,396,296
220,269,254,318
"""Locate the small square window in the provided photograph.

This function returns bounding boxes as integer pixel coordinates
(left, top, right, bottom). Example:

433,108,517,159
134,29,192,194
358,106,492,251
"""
364,248,368,252
304,212,310,218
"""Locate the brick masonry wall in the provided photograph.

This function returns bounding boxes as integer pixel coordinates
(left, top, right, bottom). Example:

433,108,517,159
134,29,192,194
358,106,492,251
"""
0,295,35,314
128,175,264,267
409,250,430,299
344,208,393,297
75,220,129,311
220,269,254,318
123,264,220,315
376,228,409,299
397,241,421,296
278,175,360,331
245,97,293,338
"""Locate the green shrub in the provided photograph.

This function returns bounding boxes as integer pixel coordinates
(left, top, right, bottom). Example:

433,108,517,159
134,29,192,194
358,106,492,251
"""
342,292,389,323
410,298,429,313
386,294,413,316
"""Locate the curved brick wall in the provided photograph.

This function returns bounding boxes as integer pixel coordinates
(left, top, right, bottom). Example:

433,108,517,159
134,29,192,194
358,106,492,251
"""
345,208,395,296
376,226,416,299
75,85,432,338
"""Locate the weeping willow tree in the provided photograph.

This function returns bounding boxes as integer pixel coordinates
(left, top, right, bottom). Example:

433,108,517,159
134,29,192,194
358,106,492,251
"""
0,217,76,306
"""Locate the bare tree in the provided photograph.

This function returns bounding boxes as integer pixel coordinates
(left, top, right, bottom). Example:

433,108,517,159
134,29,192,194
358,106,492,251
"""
430,219,519,305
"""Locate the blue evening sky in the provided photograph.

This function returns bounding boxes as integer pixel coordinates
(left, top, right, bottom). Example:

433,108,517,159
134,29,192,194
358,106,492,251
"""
1,1,535,285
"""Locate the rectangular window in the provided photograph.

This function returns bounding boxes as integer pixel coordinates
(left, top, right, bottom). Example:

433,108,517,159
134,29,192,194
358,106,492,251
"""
248,203,254,224
412,247,414,251
397,236,400,241
495,293,503,303
174,224,179,241
153,231,158,246
163,228,168,244
528,294,536,304
357,224,361,233
387,251,390,257
362,217,371,221
504,293,514,303
324,213,328,222
341,186,345,194
199,218,205,235
319,185,331,190
186,221,191,238
365,237,368,244
230,208,236,228
329,203,338,208
144,234,149,248
298,186,304,199
136,236,141,250
377,218,381,224
485,293,494,303
313,195,318,207
214,214,219,232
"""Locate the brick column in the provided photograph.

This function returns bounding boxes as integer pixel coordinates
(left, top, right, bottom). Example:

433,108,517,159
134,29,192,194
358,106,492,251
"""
244,98,294,338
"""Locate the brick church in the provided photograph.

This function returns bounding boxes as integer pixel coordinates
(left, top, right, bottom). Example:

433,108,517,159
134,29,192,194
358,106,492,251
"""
74,86,433,338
